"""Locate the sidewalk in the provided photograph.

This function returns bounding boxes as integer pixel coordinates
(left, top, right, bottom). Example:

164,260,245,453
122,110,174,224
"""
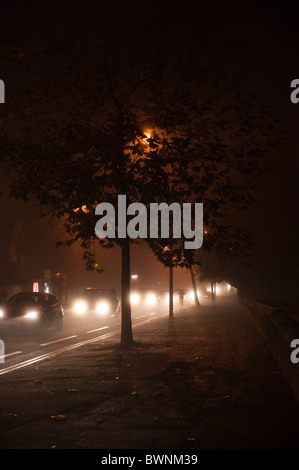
0,298,298,449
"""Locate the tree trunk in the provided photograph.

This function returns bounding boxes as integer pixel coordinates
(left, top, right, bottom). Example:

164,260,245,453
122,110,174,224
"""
120,238,133,349
189,266,200,306
211,279,216,303
169,264,174,319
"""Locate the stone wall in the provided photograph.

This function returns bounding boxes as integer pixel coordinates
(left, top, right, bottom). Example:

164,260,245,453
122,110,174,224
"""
243,298,299,402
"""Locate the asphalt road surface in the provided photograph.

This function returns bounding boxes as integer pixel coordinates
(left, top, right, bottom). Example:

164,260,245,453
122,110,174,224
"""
1,294,298,451
0,300,179,376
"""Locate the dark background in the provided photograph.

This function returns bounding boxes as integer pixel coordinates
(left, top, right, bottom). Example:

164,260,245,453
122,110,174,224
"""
0,0,298,304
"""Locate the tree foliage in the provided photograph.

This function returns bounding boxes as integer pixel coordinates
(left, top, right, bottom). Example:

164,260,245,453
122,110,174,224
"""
0,1,283,346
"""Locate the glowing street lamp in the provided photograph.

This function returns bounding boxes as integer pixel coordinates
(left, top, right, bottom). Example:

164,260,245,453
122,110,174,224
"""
73,205,89,213
141,129,152,145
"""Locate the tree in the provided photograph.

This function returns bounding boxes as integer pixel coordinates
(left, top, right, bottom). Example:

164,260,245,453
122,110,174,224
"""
140,118,270,315
0,5,175,349
1,1,281,347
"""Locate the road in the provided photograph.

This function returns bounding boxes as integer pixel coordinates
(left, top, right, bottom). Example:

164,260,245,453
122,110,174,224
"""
0,293,298,450
0,299,183,376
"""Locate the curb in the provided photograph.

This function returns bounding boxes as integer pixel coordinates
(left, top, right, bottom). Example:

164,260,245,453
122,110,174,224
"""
242,297,299,401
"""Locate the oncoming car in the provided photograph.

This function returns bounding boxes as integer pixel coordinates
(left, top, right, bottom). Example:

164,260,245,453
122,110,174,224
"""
0,292,64,332
73,288,120,317
130,288,158,307
159,289,181,305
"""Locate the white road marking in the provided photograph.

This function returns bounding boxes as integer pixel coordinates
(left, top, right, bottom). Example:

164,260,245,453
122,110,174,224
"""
0,309,172,376
39,335,78,347
0,331,116,376
0,351,22,360
86,326,109,334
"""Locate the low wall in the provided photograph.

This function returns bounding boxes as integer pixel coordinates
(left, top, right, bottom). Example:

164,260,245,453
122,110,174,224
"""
243,298,299,402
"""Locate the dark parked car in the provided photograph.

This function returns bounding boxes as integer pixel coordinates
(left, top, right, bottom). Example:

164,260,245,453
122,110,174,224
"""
73,288,120,316
0,292,64,332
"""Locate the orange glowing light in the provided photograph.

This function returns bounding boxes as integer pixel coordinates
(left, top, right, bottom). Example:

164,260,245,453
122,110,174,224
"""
73,205,89,213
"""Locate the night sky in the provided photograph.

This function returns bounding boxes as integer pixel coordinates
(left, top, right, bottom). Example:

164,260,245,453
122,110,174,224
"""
0,1,298,303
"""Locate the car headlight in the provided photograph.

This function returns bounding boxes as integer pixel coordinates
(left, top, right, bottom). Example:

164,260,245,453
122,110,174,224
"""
146,293,157,305
24,310,39,320
188,289,195,299
130,293,140,305
74,299,88,314
188,290,200,299
96,301,110,315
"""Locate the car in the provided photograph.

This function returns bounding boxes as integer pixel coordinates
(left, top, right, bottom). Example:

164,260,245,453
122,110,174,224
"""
159,289,181,305
158,289,169,303
73,288,120,316
0,292,64,332
130,288,159,306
